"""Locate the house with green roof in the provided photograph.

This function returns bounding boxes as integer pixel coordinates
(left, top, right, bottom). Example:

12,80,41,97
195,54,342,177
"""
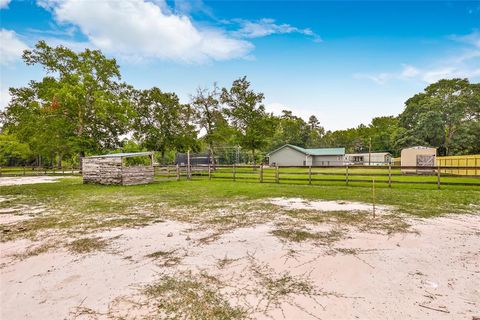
266,144,345,166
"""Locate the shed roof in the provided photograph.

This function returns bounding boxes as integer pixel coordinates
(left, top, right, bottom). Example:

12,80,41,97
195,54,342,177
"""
85,152,154,158
268,144,345,156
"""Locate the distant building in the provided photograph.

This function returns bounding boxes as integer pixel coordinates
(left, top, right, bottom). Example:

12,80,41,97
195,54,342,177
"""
401,146,437,174
267,144,345,166
345,152,392,165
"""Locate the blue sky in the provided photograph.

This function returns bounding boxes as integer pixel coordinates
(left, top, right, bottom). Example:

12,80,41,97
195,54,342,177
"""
1,0,479,130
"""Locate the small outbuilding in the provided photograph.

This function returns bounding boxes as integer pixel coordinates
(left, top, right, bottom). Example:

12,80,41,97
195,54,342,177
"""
345,152,393,165
82,152,154,185
401,146,437,174
267,144,345,166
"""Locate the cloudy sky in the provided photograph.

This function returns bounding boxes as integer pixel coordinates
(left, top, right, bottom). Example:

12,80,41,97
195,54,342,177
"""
1,0,479,130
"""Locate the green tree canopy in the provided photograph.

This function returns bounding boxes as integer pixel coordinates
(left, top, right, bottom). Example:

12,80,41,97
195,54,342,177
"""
221,76,275,163
2,41,132,164
397,78,480,155
132,87,199,163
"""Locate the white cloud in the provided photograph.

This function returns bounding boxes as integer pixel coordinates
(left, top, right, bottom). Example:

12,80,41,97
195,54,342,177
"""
356,31,480,84
0,0,10,9
451,30,480,48
38,0,253,63
0,88,11,110
0,29,29,66
234,18,322,42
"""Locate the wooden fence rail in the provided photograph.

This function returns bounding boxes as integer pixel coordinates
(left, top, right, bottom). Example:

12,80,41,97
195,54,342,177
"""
0,166,80,177
2,164,478,189
152,164,480,189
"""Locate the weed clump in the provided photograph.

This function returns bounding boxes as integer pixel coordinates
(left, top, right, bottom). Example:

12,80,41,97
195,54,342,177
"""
68,237,108,254
145,272,247,320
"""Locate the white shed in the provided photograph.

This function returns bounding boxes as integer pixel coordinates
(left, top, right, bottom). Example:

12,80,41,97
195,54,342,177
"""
401,146,437,174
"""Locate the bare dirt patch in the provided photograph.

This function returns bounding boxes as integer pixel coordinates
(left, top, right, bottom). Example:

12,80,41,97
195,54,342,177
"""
1,198,479,319
0,176,61,186
267,197,391,214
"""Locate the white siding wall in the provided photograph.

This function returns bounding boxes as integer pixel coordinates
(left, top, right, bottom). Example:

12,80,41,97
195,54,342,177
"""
269,147,307,166
312,155,344,166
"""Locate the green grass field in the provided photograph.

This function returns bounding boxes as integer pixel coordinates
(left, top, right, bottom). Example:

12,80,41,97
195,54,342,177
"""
1,176,479,242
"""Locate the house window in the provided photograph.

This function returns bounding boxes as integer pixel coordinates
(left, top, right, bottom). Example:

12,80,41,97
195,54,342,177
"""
353,156,364,163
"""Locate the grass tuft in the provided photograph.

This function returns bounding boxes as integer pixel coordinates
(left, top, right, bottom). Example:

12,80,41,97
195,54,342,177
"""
271,227,344,244
145,272,247,320
67,237,108,254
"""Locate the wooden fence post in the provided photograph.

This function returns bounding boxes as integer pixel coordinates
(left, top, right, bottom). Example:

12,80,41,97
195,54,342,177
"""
233,164,236,181
176,164,180,181
308,166,312,185
372,179,376,218
260,165,263,183
187,150,191,180
388,164,392,188
437,165,441,190
345,165,349,186
275,165,279,183
208,164,211,180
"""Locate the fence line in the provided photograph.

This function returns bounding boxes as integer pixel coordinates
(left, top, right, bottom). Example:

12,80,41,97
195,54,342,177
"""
0,166,80,177
437,155,480,176
153,164,480,189
2,164,478,189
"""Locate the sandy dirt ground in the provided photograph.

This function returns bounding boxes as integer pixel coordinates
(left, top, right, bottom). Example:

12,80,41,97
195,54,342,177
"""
0,176,61,186
1,197,479,319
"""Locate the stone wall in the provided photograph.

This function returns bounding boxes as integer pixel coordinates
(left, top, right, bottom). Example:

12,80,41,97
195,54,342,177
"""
121,166,154,185
82,157,153,185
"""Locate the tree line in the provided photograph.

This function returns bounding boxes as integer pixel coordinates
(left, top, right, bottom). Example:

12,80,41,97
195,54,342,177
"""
1,41,479,166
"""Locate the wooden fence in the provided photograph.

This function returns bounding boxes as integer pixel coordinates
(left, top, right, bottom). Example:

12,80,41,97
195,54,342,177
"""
0,166,80,177
437,155,480,176
2,164,479,189
153,164,480,189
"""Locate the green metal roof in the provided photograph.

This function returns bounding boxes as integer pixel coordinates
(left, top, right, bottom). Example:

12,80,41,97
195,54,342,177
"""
268,144,345,156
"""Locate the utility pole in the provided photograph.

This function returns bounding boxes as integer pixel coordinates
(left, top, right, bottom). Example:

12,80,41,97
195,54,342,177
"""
368,137,372,166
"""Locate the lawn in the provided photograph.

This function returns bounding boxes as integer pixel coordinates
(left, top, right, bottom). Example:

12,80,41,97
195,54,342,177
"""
1,177,479,242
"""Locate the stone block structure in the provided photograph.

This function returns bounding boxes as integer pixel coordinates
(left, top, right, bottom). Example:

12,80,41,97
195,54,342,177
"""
82,152,154,185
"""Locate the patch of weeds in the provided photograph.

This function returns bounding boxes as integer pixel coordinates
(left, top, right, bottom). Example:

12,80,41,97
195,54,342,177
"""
145,249,183,267
334,247,358,255
13,243,55,260
271,227,344,244
284,209,411,235
247,257,331,313
144,272,247,320
1,216,61,242
67,237,108,254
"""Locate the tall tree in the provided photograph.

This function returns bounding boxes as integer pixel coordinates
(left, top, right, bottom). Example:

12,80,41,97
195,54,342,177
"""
191,84,230,163
220,76,275,163
2,41,131,163
306,115,325,147
397,79,480,155
268,110,310,150
132,87,198,163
